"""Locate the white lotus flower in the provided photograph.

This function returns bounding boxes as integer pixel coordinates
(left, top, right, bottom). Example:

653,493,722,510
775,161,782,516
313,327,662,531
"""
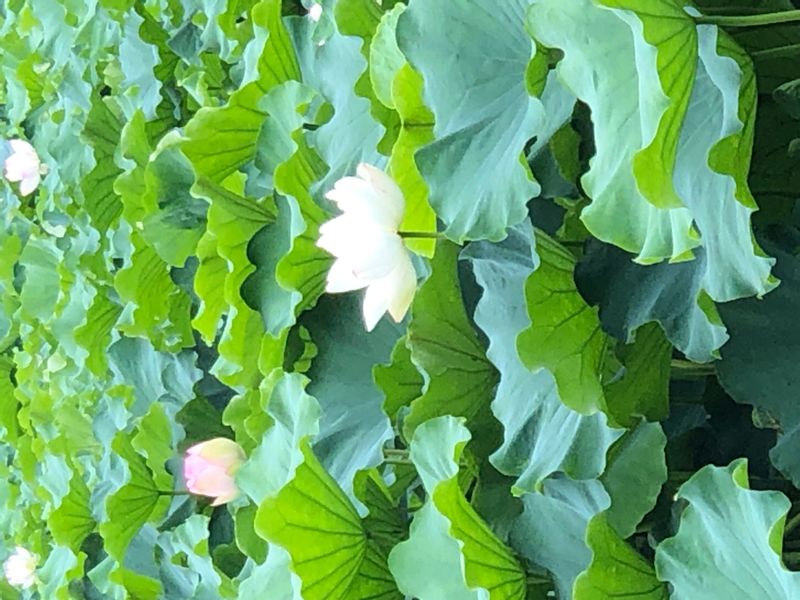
317,163,417,331
4,139,46,196
3,546,38,589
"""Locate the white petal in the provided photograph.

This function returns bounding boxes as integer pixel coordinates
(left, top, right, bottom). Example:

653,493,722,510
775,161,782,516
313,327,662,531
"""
19,174,40,196
356,163,404,225
4,153,32,182
387,252,417,323
326,259,369,293
317,214,370,258
325,166,404,230
361,251,417,331
318,216,403,279
8,139,35,156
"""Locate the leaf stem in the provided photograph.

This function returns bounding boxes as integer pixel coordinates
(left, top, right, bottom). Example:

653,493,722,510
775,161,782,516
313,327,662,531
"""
785,512,800,537
670,359,716,379
157,489,192,497
398,231,442,239
694,10,800,27
383,448,410,457
383,457,414,466
751,43,800,61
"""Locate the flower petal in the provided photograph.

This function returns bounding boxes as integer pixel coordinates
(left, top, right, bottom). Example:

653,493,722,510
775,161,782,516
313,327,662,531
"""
326,259,368,293
18,174,40,197
361,251,417,331
387,252,417,323
325,166,404,230
356,163,404,225
318,216,403,279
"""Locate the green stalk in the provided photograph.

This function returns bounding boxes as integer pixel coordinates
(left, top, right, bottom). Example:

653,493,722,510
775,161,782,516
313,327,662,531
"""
694,10,800,27
751,43,800,61
398,230,442,239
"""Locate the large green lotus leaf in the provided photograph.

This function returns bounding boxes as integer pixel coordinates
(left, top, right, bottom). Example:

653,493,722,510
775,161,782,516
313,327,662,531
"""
114,232,194,352
717,238,800,486
117,10,162,119
108,336,202,421
35,546,82,600
190,175,274,388
240,374,401,599
236,371,320,505
256,443,401,599
670,25,775,301
532,2,775,295
510,477,610,598
81,95,124,233
604,322,671,428
0,356,17,443
374,335,424,421
242,81,329,337
395,0,546,242
48,469,95,553
573,513,668,600
334,0,402,155
575,241,727,363
517,231,608,415
529,0,695,262
99,432,169,561
389,416,527,599
288,15,384,194
302,293,398,498
655,460,800,598
600,422,667,539
403,242,499,455
368,3,437,256
183,0,301,183
463,222,621,492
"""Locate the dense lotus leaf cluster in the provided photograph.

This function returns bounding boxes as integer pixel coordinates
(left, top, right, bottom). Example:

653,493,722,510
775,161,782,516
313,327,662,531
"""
0,0,800,598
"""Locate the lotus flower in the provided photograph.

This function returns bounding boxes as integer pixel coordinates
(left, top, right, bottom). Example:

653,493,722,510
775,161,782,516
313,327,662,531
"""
317,164,417,331
183,438,246,506
3,547,37,589
4,139,46,196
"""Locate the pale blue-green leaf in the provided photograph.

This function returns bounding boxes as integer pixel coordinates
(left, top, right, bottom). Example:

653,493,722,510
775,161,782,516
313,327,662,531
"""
397,0,545,242
510,477,610,598
655,460,800,599
303,293,398,501
463,222,621,492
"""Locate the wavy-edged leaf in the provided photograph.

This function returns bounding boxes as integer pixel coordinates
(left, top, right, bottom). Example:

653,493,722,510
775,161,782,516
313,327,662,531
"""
517,231,608,415
389,416,526,599
463,222,620,492
600,422,667,538
575,241,727,363
302,293,397,498
396,0,545,242
530,0,775,299
655,460,800,598
404,242,499,453
510,477,610,598
574,513,668,600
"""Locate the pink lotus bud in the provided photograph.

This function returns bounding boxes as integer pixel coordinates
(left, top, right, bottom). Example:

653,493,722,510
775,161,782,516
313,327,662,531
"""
4,139,46,196
183,438,246,506
3,546,38,589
